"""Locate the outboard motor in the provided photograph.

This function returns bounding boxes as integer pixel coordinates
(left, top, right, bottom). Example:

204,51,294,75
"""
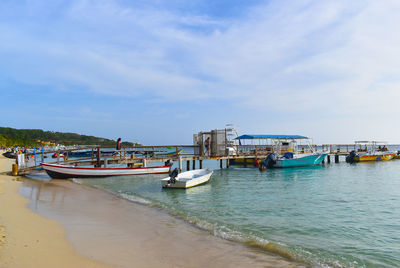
258,161,267,171
259,153,276,170
265,153,277,168
346,150,357,163
165,159,174,166
168,168,179,184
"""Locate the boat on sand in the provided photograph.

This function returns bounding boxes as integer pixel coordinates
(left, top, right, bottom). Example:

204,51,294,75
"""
41,163,171,179
161,168,213,189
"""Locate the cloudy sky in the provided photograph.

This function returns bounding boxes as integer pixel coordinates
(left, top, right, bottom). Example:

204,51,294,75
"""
1,0,400,145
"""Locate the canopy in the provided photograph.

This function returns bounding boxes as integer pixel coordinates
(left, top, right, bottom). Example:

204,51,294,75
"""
235,134,308,140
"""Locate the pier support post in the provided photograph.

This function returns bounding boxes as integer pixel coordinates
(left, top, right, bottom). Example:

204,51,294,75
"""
192,160,196,170
335,155,339,163
179,156,182,172
96,147,100,167
12,163,18,176
34,147,37,168
327,155,331,163
186,161,190,171
199,160,203,169
226,159,229,168
220,159,223,169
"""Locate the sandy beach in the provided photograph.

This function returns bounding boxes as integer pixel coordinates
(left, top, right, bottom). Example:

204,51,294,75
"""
0,153,303,268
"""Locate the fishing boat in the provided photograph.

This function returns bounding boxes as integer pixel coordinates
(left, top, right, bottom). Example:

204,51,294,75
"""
346,141,396,163
161,168,213,189
41,163,171,179
234,135,327,168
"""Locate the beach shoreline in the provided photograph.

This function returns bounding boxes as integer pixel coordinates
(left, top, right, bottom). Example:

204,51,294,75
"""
0,153,110,268
0,153,303,268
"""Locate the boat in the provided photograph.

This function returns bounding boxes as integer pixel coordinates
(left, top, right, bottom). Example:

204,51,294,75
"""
68,150,93,157
52,152,65,158
346,141,396,163
161,168,213,189
2,151,17,159
234,134,328,168
157,149,183,156
142,149,183,157
41,163,171,179
261,152,327,168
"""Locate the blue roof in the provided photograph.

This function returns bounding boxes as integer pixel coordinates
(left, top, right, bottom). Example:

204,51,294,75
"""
235,134,309,140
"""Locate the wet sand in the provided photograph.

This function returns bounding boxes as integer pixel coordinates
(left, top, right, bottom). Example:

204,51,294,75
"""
1,153,304,267
0,153,110,268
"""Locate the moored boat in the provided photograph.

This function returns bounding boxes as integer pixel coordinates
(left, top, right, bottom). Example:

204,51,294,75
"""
234,134,327,168
262,152,327,168
41,163,171,179
2,151,17,159
346,141,396,163
52,152,65,158
161,168,213,189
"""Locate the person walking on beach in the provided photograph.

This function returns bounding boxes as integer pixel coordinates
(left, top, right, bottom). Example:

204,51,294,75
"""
205,137,210,156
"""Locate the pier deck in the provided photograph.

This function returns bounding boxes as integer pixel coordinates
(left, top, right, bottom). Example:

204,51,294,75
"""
14,143,383,175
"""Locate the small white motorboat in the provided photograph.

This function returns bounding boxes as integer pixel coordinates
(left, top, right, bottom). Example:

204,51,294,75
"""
161,168,213,189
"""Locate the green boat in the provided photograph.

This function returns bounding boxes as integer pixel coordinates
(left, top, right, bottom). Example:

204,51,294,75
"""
235,135,327,168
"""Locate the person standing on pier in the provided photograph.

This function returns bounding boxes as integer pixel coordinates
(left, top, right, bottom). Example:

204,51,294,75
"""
205,137,210,156
115,138,122,158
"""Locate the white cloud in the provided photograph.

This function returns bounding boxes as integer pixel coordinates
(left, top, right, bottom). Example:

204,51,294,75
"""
2,0,400,143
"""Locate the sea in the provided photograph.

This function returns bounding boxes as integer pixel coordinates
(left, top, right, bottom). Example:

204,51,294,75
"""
32,146,400,267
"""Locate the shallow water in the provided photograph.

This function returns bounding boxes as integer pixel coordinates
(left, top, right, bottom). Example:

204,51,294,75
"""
70,158,400,268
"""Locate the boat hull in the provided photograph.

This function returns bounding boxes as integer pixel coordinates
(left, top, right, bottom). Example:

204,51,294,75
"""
357,153,395,162
274,153,327,168
161,169,213,189
230,158,263,165
41,163,170,179
2,152,17,159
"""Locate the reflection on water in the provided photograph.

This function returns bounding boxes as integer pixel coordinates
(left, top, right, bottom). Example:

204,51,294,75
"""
20,174,68,211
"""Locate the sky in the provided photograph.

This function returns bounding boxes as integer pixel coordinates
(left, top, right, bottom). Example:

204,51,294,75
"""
1,0,400,145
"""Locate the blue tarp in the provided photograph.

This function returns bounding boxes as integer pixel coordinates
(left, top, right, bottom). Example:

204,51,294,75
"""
235,134,308,140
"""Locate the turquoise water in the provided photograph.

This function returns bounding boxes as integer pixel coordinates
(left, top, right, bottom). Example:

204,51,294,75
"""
75,160,400,267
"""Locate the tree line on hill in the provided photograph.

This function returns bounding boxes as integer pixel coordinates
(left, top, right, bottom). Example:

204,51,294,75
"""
0,127,139,147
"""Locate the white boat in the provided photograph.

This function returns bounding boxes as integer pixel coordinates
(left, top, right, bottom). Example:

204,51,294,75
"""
161,169,213,189
41,163,170,179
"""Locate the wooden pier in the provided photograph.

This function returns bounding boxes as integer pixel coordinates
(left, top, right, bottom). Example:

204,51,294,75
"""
12,143,372,176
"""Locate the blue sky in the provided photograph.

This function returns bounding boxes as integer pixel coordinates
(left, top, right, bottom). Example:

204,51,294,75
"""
1,0,400,145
